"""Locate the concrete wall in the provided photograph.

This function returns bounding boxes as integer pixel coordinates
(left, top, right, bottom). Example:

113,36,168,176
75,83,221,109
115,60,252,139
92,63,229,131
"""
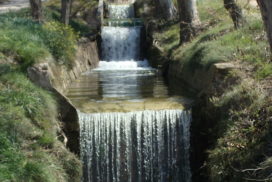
27,39,100,155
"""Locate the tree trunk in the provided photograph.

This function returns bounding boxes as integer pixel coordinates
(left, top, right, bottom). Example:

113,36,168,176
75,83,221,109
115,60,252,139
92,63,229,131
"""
223,0,244,28
178,0,200,44
257,0,272,54
61,0,72,25
157,0,177,20
29,0,42,22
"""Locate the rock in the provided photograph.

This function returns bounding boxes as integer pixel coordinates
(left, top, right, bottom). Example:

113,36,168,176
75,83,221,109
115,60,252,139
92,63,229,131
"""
27,62,53,91
213,62,237,70
27,40,99,155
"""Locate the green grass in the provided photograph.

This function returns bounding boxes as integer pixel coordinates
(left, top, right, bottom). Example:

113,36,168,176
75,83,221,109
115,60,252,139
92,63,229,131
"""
206,80,271,182
0,67,81,181
0,18,49,69
153,0,271,79
0,5,95,181
197,0,229,23
0,9,78,69
0,3,98,182
151,0,272,181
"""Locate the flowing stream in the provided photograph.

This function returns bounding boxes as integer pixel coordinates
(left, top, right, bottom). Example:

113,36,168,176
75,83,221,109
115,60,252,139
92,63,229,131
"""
67,3,192,182
79,110,191,182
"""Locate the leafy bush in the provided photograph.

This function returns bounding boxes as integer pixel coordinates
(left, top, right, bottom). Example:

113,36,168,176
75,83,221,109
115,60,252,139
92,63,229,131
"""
42,21,78,68
0,18,49,69
0,14,78,69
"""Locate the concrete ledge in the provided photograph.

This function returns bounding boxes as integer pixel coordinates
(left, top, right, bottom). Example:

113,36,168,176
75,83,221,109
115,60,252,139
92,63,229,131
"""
27,39,99,155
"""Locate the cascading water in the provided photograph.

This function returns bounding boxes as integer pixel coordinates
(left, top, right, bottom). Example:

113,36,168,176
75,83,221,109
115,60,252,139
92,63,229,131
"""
72,3,192,182
108,4,134,19
80,110,192,182
100,3,146,70
101,26,141,62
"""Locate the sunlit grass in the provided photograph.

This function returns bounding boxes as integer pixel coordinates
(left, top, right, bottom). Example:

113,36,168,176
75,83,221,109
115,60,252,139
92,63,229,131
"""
0,10,78,69
154,3,271,79
0,66,81,182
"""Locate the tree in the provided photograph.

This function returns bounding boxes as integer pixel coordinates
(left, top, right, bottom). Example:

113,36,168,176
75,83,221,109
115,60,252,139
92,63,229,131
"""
61,0,73,25
177,0,200,44
29,0,42,22
257,0,272,54
157,0,177,20
223,0,244,28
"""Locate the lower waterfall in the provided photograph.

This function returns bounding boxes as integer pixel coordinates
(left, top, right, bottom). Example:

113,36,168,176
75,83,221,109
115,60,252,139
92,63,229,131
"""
79,110,192,182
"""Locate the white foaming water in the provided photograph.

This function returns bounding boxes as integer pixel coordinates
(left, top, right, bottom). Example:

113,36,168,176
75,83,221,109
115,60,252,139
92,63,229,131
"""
79,110,192,182
108,4,134,19
97,3,150,71
79,4,192,182
101,26,141,62
95,60,152,71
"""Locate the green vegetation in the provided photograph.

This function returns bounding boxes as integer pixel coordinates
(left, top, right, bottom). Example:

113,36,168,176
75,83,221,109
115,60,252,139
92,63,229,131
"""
0,65,81,182
0,4,86,181
45,0,98,37
153,1,271,79
206,78,272,181
151,0,272,181
0,10,78,69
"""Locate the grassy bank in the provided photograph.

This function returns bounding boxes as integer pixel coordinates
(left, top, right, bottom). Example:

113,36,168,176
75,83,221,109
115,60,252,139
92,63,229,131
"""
0,9,79,69
0,6,86,181
153,0,271,79
0,66,81,182
151,0,272,181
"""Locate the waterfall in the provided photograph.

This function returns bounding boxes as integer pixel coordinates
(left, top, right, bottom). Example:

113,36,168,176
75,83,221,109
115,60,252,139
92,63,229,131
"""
77,2,192,182
79,110,192,182
99,3,148,70
101,26,141,62
108,4,135,19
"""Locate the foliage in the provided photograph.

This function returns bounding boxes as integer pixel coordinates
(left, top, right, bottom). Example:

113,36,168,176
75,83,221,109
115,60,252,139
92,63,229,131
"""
0,70,81,181
207,81,271,182
0,2,94,182
0,17,49,69
0,10,78,69
42,21,78,68
152,0,272,181
153,0,271,79
44,1,98,36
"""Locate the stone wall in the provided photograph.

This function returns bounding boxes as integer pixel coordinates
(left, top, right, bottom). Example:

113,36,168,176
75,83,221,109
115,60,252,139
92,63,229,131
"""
28,39,99,95
165,53,238,182
168,60,236,93
28,39,99,154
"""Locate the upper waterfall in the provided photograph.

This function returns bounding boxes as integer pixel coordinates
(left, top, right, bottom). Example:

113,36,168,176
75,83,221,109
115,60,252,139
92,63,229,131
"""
98,3,149,70
108,4,135,19
101,26,141,62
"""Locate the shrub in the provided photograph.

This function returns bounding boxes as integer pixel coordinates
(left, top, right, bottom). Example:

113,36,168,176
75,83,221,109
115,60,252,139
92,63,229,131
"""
42,21,78,68
0,14,78,69
0,18,49,69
